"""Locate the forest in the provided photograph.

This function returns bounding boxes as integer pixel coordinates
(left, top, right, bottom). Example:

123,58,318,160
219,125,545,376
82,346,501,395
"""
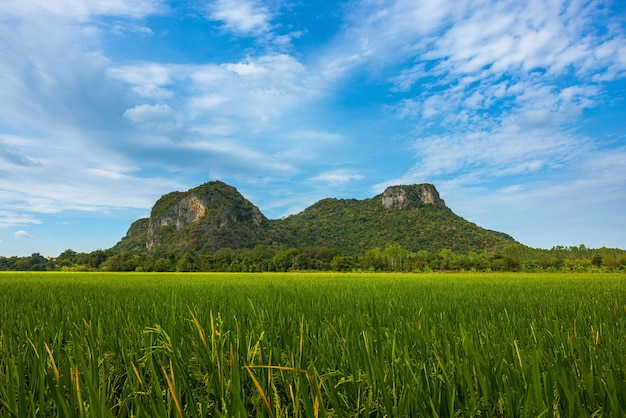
2,243,625,273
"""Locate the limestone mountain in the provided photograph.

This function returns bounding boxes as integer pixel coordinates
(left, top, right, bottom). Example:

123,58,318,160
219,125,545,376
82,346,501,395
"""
113,181,516,254
273,183,514,254
114,181,275,253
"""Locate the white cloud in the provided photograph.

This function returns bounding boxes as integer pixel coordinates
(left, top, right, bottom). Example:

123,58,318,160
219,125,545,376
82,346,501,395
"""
15,230,34,239
221,54,312,94
0,40,330,228
320,0,457,79
112,54,320,125
123,104,173,124
437,145,626,249
415,1,620,80
111,23,155,37
0,0,167,21
380,109,590,192
108,53,330,178
206,0,272,36
0,0,334,211
333,0,626,97
0,139,39,167
0,14,111,129
0,131,186,224
0,211,41,229
312,169,365,184
187,96,228,117
107,64,175,99
359,0,626,198
183,139,297,178
204,0,302,52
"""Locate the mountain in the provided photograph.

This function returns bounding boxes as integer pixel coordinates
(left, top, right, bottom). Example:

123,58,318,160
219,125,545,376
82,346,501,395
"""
113,182,277,253
112,181,516,254
273,184,515,254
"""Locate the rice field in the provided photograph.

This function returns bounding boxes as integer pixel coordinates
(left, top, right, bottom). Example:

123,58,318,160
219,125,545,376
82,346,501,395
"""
0,272,625,417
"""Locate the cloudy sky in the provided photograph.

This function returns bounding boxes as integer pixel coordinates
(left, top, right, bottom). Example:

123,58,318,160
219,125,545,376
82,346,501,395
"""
1,0,625,257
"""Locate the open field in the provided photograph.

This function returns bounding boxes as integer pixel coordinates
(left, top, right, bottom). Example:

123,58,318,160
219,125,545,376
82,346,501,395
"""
1,272,625,417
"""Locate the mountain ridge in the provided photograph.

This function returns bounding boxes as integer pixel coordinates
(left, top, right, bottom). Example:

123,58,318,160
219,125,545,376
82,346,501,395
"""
113,181,516,254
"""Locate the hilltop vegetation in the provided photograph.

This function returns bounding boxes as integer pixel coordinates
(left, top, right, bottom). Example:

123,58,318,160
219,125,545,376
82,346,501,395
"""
273,196,513,254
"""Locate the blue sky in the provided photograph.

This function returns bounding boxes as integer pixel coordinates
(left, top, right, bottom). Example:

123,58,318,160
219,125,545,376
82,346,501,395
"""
1,0,625,257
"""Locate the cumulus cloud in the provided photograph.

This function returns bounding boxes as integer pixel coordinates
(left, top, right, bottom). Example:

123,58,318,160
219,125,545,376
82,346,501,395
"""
112,54,319,126
123,104,173,124
14,230,34,239
204,0,303,51
206,0,272,36
107,64,175,99
106,53,330,180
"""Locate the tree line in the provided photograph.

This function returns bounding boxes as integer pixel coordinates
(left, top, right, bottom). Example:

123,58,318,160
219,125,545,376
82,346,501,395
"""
2,244,625,273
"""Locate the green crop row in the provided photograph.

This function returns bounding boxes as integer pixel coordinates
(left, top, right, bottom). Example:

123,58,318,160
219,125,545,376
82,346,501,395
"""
0,272,625,417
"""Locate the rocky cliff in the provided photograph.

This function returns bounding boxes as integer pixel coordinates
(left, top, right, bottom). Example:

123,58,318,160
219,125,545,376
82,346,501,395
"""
381,184,445,209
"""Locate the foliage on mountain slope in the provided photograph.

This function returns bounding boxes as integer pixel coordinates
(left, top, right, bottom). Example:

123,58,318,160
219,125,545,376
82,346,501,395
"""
274,194,515,254
112,218,148,252
113,181,515,254
143,181,276,252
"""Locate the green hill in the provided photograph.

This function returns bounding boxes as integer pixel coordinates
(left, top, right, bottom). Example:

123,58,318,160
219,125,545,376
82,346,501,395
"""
274,185,515,254
113,182,277,253
113,181,516,254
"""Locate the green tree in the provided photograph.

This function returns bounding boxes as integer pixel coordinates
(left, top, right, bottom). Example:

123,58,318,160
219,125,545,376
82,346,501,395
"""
362,248,385,271
176,253,197,272
87,250,108,269
272,248,299,271
154,257,173,272
56,249,77,268
330,255,354,271
591,254,603,267
383,244,410,271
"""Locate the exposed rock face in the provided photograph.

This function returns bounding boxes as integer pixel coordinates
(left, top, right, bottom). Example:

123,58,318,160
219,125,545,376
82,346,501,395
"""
145,195,208,250
145,181,267,251
153,196,205,230
381,184,445,210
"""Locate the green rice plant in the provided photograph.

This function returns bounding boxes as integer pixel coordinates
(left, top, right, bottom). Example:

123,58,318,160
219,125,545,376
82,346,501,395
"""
0,272,624,417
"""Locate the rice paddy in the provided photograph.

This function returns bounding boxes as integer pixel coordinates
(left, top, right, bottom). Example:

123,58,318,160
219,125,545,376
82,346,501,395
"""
0,272,625,417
